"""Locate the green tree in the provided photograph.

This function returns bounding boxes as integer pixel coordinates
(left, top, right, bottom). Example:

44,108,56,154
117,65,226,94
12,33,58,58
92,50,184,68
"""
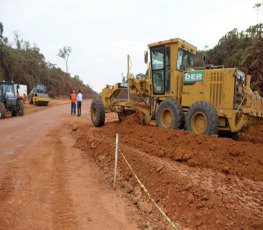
14,31,23,50
0,22,8,44
253,2,263,25
57,46,72,74
0,22,3,38
205,24,263,94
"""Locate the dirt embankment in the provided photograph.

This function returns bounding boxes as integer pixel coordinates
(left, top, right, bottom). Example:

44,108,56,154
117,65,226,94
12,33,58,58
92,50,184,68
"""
75,113,263,230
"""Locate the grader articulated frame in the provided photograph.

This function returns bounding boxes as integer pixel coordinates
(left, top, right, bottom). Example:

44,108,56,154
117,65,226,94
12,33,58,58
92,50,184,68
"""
99,69,152,124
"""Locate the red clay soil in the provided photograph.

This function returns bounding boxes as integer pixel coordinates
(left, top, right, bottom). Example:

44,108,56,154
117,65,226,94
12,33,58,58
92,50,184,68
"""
75,112,263,230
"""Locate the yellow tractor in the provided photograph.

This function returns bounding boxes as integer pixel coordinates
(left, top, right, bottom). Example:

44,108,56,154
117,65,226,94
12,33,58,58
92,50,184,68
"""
90,38,263,136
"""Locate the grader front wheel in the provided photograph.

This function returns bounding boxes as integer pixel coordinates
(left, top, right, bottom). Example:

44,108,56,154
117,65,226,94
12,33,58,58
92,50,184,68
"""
90,99,105,127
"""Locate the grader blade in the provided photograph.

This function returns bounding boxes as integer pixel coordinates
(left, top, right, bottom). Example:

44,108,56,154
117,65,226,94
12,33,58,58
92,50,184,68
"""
133,103,152,125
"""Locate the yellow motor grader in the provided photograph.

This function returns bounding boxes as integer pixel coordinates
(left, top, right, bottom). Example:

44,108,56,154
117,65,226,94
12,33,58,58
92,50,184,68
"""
90,38,263,136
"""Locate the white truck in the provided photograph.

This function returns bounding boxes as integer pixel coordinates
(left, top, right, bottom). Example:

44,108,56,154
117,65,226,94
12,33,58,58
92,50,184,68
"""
15,84,27,101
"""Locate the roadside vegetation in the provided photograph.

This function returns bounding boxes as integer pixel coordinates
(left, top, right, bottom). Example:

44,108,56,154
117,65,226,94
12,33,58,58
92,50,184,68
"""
197,24,263,94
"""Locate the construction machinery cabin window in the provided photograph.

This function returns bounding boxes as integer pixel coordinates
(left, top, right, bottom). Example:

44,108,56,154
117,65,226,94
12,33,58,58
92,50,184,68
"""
151,46,170,94
177,48,195,71
3,84,15,96
36,85,46,93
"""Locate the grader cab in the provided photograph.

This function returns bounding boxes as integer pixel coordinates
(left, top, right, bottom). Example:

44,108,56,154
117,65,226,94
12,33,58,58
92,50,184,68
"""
90,38,263,136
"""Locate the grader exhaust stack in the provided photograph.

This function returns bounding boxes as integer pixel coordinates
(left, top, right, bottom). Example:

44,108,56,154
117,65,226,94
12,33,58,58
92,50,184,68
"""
90,38,263,136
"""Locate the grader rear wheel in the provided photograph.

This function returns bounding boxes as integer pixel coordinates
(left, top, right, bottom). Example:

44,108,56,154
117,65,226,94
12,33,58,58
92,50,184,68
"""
90,99,105,127
186,101,218,135
191,111,208,134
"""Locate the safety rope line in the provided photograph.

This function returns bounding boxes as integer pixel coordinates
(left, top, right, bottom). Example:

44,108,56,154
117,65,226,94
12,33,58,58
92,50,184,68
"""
118,147,181,230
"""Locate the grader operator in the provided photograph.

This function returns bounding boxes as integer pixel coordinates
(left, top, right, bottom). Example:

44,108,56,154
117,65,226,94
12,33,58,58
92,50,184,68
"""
90,38,263,136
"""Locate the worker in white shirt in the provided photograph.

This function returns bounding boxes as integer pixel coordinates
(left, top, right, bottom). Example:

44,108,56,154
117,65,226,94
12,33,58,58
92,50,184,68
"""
76,90,83,116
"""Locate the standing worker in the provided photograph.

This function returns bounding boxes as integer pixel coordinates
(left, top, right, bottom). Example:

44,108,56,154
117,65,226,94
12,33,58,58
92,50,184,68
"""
70,90,77,115
77,90,83,116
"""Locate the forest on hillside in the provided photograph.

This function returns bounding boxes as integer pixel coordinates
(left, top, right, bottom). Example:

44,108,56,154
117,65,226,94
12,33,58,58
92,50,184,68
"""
198,24,263,94
0,22,97,98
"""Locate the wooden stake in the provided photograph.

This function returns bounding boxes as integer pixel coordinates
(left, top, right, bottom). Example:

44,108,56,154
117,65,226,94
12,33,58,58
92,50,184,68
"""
113,133,119,188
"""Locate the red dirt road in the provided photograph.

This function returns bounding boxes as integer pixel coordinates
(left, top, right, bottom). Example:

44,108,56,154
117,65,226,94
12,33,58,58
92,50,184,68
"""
0,100,141,230
0,100,69,169
1,100,263,230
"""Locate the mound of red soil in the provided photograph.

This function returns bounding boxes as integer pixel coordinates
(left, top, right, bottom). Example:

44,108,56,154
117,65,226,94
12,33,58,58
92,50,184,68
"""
106,113,263,181
75,113,263,230
239,124,263,145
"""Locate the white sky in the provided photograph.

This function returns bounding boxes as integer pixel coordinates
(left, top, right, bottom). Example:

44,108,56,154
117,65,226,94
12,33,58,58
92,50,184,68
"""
1,0,262,92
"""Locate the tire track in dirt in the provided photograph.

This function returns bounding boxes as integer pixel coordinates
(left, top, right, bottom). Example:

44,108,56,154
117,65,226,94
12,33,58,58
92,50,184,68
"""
0,102,78,229
0,128,79,230
50,129,78,229
0,155,35,230
0,172,16,229
160,157,263,218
